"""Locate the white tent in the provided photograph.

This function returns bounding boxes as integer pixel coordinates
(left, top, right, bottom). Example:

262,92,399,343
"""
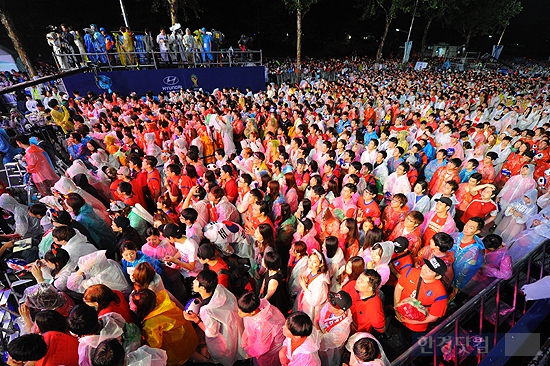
0,45,18,72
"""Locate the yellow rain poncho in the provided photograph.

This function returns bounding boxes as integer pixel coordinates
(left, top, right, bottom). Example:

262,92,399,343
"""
142,290,199,366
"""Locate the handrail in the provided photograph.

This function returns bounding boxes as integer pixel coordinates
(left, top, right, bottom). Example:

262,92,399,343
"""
392,238,550,365
51,49,263,71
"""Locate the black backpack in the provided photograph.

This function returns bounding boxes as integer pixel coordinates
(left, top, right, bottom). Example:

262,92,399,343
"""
217,257,254,297
212,30,225,45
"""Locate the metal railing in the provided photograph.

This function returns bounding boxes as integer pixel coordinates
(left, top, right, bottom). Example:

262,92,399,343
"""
51,49,263,72
392,239,550,366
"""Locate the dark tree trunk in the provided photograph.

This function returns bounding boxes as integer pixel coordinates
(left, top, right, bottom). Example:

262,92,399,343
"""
465,29,472,51
169,0,178,25
296,6,302,80
376,2,395,63
420,16,434,61
0,4,36,78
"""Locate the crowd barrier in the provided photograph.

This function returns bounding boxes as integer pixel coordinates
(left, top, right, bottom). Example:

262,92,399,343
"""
392,239,550,365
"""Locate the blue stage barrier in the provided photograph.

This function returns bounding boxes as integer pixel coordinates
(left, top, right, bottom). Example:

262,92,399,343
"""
61,66,266,96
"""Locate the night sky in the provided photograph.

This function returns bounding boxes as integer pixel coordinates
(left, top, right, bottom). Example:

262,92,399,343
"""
1,0,549,64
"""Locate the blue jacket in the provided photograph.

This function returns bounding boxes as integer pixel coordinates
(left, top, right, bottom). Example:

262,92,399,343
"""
122,251,163,274
450,233,485,290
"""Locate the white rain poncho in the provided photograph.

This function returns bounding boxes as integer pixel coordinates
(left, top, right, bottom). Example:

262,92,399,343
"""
60,229,97,266
127,345,168,366
199,284,247,366
294,267,331,321
281,327,322,366
144,132,163,163
0,193,42,238
324,246,346,289
67,250,131,294
78,312,141,366
345,332,390,366
317,303,352,366
288,256,308,297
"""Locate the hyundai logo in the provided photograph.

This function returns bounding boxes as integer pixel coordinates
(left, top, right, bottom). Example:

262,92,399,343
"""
163,76,179,85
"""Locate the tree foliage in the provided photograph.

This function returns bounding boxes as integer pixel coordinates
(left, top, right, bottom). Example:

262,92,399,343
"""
282,0,320,14
445,0,522,49
403,0,458,59
139,0,201,25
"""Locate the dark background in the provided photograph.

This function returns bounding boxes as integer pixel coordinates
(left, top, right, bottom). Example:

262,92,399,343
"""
2,0,549,65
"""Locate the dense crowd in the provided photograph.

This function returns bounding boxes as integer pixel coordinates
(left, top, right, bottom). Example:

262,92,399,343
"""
1,58,550,366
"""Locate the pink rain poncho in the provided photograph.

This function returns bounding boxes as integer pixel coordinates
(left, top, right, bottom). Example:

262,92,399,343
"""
241,299,285,366
495,164,536,224
24,144,59,196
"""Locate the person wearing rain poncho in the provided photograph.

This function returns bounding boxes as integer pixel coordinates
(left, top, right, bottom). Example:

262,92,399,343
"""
345,332,391,366
494,189,539,243
64,192,115,255
67,250,131,295
84,24,107,63
279,312,322,366
461,234,512,296
449,217,486,291
237,293,285,366
104,134,127,166
88,150,118,186
66,304,141,366
53,177,110,225
143,132,163,163
131,289,198,366
365,241,394,286
209,112,237,156
294,249,331,321
73,173,110,208
14,135,60,197
0,127,22,164
38,210,98,259
66,159,111,201
507,203,550,263
18,282,75,334
0,193,43,240
183,270,247,366
323,236,346,287
495,164,537,224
